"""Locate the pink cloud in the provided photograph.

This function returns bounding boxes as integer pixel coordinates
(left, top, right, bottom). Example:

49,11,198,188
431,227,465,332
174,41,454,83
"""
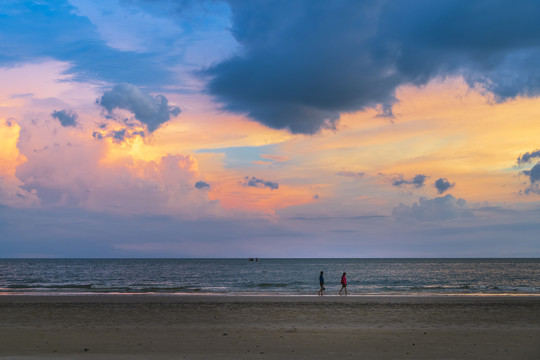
10,116,218,217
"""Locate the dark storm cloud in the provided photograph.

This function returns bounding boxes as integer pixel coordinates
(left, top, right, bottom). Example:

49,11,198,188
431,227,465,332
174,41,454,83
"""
243,176,279,190
392,174,427,188
98,83,181,133
0,1,172,86
195,181,210,190
205,0,384,134
51,109,78,127
205,0,540,134
434,178,455,194
517,149,540,165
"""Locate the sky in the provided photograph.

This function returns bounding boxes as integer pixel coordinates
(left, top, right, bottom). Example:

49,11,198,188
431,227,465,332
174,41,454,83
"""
1,0,540,258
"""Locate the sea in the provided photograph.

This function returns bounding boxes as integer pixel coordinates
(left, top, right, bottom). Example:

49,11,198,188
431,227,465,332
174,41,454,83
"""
1,258,539,296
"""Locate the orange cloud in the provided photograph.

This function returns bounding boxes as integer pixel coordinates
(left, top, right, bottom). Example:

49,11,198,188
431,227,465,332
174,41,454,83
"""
0,119,39,206
0,119,25,177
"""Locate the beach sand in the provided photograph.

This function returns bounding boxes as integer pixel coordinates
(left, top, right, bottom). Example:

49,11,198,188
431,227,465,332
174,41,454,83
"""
0,295,539,359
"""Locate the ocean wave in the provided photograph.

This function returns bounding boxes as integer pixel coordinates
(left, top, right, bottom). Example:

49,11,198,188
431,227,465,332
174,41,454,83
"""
7,283,93,289
256,283,289,288
135,286,192,293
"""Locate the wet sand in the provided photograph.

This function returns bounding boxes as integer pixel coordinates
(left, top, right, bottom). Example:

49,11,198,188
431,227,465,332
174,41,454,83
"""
0,295,539,359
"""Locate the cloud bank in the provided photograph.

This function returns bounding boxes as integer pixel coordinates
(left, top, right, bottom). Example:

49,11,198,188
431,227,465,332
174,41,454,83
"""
205,0,540,134
393,194,471,222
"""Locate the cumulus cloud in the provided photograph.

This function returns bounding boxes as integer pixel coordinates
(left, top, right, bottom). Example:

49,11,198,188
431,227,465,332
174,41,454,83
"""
522,163,540,183
97,83,181,132
205,0,540,134
393,194,472,222
392,174,427,188
14,126,218,216
195,180,210,190
0,175,40,208
521,163,540,194
92,128,145,143
51,109,78,127
112,129,145,143
434,178,455,194
243,176,278,190
517,149,540,165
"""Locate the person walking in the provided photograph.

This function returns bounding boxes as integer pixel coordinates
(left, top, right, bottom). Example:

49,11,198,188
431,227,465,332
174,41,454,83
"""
318,271,325,296
339,272,347,296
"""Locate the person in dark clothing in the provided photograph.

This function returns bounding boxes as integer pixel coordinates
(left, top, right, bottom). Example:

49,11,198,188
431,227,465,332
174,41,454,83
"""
318,271,325,296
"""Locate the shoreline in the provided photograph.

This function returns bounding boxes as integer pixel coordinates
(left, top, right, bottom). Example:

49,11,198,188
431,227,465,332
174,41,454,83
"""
0,292,540,302
1,292,540,303
1,294,539,359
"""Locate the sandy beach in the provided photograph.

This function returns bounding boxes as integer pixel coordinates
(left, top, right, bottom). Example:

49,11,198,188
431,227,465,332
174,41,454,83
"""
0,295,539,359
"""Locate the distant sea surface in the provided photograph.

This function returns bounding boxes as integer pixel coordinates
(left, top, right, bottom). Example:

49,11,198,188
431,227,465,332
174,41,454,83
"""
1,258,539,296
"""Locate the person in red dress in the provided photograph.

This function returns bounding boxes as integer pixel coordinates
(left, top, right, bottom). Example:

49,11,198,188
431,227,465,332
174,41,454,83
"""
339,272,347,296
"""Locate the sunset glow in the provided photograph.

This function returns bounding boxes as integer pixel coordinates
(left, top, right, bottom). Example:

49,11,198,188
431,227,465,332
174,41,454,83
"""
1,1,539,257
